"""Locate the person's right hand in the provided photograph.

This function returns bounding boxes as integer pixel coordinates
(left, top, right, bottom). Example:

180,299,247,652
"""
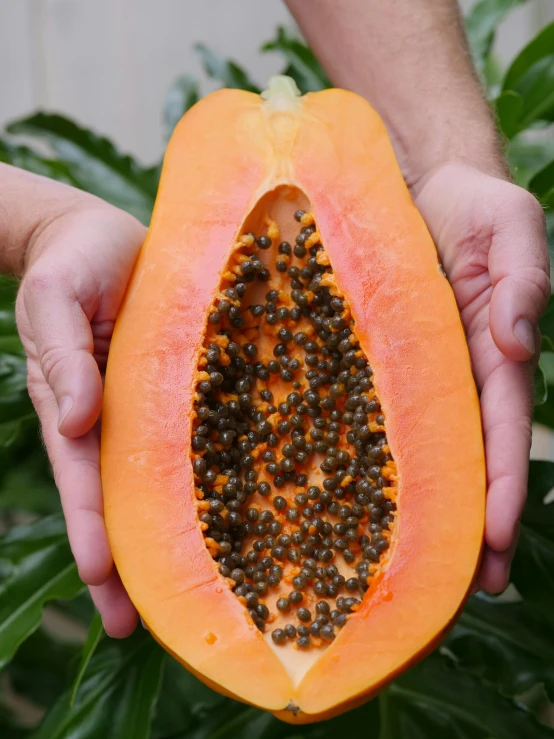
16,197,146,637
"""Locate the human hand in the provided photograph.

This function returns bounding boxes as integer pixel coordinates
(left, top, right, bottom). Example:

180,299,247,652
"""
16,197,145,636
414,163,550,593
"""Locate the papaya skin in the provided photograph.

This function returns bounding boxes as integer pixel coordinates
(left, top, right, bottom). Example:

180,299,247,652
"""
101,81,485,722
145,591,474,725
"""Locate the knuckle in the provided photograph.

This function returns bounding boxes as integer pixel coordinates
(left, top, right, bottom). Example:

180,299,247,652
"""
497,185,546,228
513,265,552,306
519,189,546,224
23,265,75,299
26,367,57,417
505,185,543,217
40,344,71,387
531,266,551,306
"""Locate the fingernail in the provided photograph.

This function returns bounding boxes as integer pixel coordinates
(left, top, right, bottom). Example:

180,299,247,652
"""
514,318,535,355
58,395,73,429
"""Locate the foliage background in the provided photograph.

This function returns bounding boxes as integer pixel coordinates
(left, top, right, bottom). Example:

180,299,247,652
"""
2,1,554,736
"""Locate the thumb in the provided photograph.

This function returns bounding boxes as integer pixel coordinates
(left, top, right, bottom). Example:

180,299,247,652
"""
489,192,550,361
20,268,103,437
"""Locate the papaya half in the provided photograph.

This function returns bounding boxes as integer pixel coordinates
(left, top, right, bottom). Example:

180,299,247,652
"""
101,76,485,723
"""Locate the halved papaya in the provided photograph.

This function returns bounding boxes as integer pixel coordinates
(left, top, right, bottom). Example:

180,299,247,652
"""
101,76,485,723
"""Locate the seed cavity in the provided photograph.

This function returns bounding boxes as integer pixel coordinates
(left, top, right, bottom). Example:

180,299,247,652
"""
192,193,397,652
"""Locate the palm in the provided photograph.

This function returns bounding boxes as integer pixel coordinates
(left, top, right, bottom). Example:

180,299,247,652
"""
415,163,550,592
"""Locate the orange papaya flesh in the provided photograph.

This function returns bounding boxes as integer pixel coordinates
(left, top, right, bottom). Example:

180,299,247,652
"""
101,77,485,723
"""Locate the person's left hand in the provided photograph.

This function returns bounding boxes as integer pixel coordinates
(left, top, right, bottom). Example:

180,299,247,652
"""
414,162,550,592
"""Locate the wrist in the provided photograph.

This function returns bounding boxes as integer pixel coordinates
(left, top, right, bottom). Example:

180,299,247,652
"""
0,164,89,276
389,109,510,196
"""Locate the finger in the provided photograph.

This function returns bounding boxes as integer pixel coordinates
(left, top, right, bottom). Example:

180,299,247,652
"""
488,191,550,361
478,527,520,594
481,358,533,554
22,268,103,438
30,370,112,586
90,569,138,639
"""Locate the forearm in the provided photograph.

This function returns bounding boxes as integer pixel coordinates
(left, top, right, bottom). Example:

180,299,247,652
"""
0,163,86,276
285,0,507,189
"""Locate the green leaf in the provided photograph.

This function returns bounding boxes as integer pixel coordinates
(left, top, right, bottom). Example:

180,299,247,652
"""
0,276,22,353
533,401,554,430
541,188,554,212
8,627,82,710
511,461,554,630
465,0,528,75
539,295,554,347
381,650,554,738
540,352,554,388
194,44,261,93
50,592,94,627
0,352,36,448
534,360,548,405
529,158,554,208
7,113,156,225
0,514,84,670
306,698,380,738
496,90,524,138
152,656,382,739
507,131,554,187
32,629,165,739
503,21,554,92
0,139,78,186
262,27,331,94
0,697,30,739
163,75,200,142
151,658,222,738
179,703,274,739
499,22,554,133
514,59,554,131
447,593,554,700
0,444,59,515
0,295,54,509
70,611,103,705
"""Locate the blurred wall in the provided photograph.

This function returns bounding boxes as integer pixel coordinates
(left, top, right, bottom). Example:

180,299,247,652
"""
1,0,292,162
1,0,553,163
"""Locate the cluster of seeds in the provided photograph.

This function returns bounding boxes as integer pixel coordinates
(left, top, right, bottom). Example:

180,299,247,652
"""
192,205,397,651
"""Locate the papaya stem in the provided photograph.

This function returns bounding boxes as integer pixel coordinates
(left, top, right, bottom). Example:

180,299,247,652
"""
261,75,302,113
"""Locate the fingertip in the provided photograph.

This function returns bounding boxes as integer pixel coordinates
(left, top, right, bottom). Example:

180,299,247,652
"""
477,547,511,594
103,608,139,639
90,570,139,639
478,524,520,594
485,493,522,554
